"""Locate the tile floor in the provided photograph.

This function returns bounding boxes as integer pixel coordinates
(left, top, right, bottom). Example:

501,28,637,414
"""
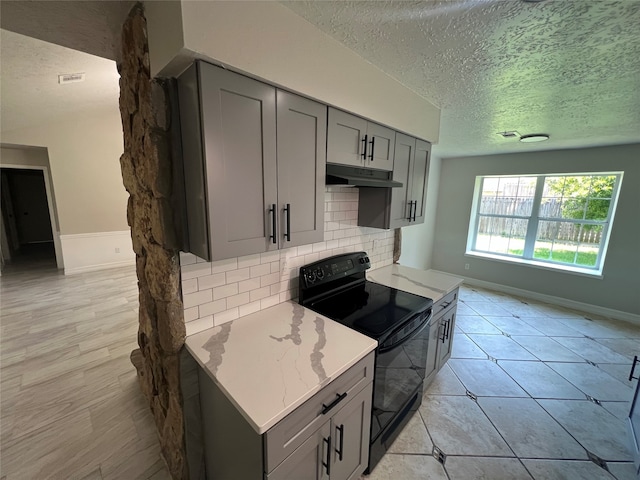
2,262,638,480
364,285,639,480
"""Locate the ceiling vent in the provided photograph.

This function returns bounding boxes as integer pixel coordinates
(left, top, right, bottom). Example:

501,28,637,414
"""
497,131,520,138
58,73,85,84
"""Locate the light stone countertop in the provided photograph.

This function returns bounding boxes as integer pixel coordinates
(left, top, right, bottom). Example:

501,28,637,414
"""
185,301,377,434
368,265,464,303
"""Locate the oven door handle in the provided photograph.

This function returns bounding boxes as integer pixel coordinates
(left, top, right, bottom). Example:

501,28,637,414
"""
378,309,432,353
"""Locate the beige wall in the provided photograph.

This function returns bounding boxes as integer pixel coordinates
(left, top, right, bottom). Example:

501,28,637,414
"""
431,143,640,316
1,107,128,235
145,0,440,143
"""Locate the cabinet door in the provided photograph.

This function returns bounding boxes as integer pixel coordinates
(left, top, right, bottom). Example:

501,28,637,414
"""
327,108,368,168
366,122,395,171
267,422,331,480
200,62,278,260
277,91,326,248
411,140,431,224
423,318,441,389
389,133,414,229
330,383,373,480
437,307,456,367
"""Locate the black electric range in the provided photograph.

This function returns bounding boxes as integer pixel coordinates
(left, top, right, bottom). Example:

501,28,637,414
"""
299,252,433,473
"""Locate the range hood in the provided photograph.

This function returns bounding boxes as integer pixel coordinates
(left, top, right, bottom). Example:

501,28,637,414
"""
326,164,402,188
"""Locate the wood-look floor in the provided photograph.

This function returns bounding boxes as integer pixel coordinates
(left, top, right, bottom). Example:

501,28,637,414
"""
1,260,170,480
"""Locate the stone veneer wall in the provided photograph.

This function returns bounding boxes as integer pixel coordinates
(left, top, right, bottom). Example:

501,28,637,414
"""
117,4,187,478
180,186,396,335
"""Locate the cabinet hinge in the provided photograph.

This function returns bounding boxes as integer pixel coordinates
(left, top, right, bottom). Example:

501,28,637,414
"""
432,445,447,464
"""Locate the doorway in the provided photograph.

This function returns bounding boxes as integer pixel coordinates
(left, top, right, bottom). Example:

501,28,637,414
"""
1,167,61,272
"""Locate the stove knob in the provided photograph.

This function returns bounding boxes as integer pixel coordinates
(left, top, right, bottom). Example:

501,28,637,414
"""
315,268,325,280
305,270,317,284
359,258,365,264
364,256,370,263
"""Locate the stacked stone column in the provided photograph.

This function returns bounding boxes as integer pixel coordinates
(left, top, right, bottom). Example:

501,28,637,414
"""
117,4,187,478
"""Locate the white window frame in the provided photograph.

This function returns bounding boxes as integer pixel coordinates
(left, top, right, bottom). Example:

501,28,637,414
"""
465,172,624,277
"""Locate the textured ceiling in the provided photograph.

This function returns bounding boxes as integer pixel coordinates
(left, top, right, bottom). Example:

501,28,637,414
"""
283,0,640,158
0,29,120,133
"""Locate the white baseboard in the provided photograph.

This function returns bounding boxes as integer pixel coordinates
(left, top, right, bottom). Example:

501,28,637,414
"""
60,231,135,275
455,274,640,326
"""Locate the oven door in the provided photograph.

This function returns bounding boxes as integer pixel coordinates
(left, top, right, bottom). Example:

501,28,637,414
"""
370,308,432,441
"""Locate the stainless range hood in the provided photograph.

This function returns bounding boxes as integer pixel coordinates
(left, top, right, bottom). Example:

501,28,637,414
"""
326,164,402,188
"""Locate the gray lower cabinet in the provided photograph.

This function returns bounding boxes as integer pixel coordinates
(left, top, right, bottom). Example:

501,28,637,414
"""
327,108,395,172
424,288,459,388
357,133,431,230
177,61,325,261
198,352,375,480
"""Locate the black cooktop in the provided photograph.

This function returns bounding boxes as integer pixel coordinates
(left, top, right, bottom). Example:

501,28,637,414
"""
304,280,432,340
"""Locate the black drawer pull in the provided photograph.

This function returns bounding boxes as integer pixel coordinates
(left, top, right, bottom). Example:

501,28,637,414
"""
322,436,331,475
321,392,347,415
630,355,639,381
269,204,277,244
361,134,368,160
440,301,451,310
284,203,291,242
368,136,375,161
412,199,417,221
335,424,344,461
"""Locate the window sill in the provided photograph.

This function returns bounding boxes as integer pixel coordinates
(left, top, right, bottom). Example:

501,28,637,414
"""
465,251,604,279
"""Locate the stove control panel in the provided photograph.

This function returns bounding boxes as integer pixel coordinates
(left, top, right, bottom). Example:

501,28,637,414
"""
299,252,371,289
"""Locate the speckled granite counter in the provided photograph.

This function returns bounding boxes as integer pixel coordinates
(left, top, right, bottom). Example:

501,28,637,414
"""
185,301,377,434
368,265,463,302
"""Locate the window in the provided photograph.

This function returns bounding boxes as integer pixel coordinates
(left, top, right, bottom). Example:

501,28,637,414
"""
466,172,623,275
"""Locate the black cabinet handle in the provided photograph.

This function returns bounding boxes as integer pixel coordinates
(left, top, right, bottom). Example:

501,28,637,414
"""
284,204,291,242
335,424,344,461
368,136,375,161
321,392,347,415
322,436,331,475
361,134,368,160
269,204,277,244
412,200,418,221
440,301,451,310
630,355,639,381
439,321,447,343
445,318,452,340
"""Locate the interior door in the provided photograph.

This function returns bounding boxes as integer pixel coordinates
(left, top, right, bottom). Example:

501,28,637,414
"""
276,91,326,248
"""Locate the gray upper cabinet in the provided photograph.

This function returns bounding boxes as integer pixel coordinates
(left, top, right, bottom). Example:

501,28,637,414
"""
177,61,325,261
276,91,326,249
327,108,395,171
357,133,431,230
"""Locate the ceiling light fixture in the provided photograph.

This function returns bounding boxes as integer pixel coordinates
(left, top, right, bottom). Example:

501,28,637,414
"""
520,134,550,143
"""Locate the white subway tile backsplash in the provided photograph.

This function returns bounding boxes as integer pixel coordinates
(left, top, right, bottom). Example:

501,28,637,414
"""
180,186,395,335
186,316,214,336
226,292,251,309
211,258,238,274
237,253,261,269
226,267,251,284
214,308,239,326
183,289,213,308
238,278,262,293
249,263,271,278
199,299,227,317
182,278,198,295
198,272,226,290
182,262,211,280
213,283,239,300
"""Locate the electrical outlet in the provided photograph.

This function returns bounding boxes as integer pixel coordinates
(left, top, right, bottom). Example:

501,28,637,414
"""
115,247,120,254
464,263,470,270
